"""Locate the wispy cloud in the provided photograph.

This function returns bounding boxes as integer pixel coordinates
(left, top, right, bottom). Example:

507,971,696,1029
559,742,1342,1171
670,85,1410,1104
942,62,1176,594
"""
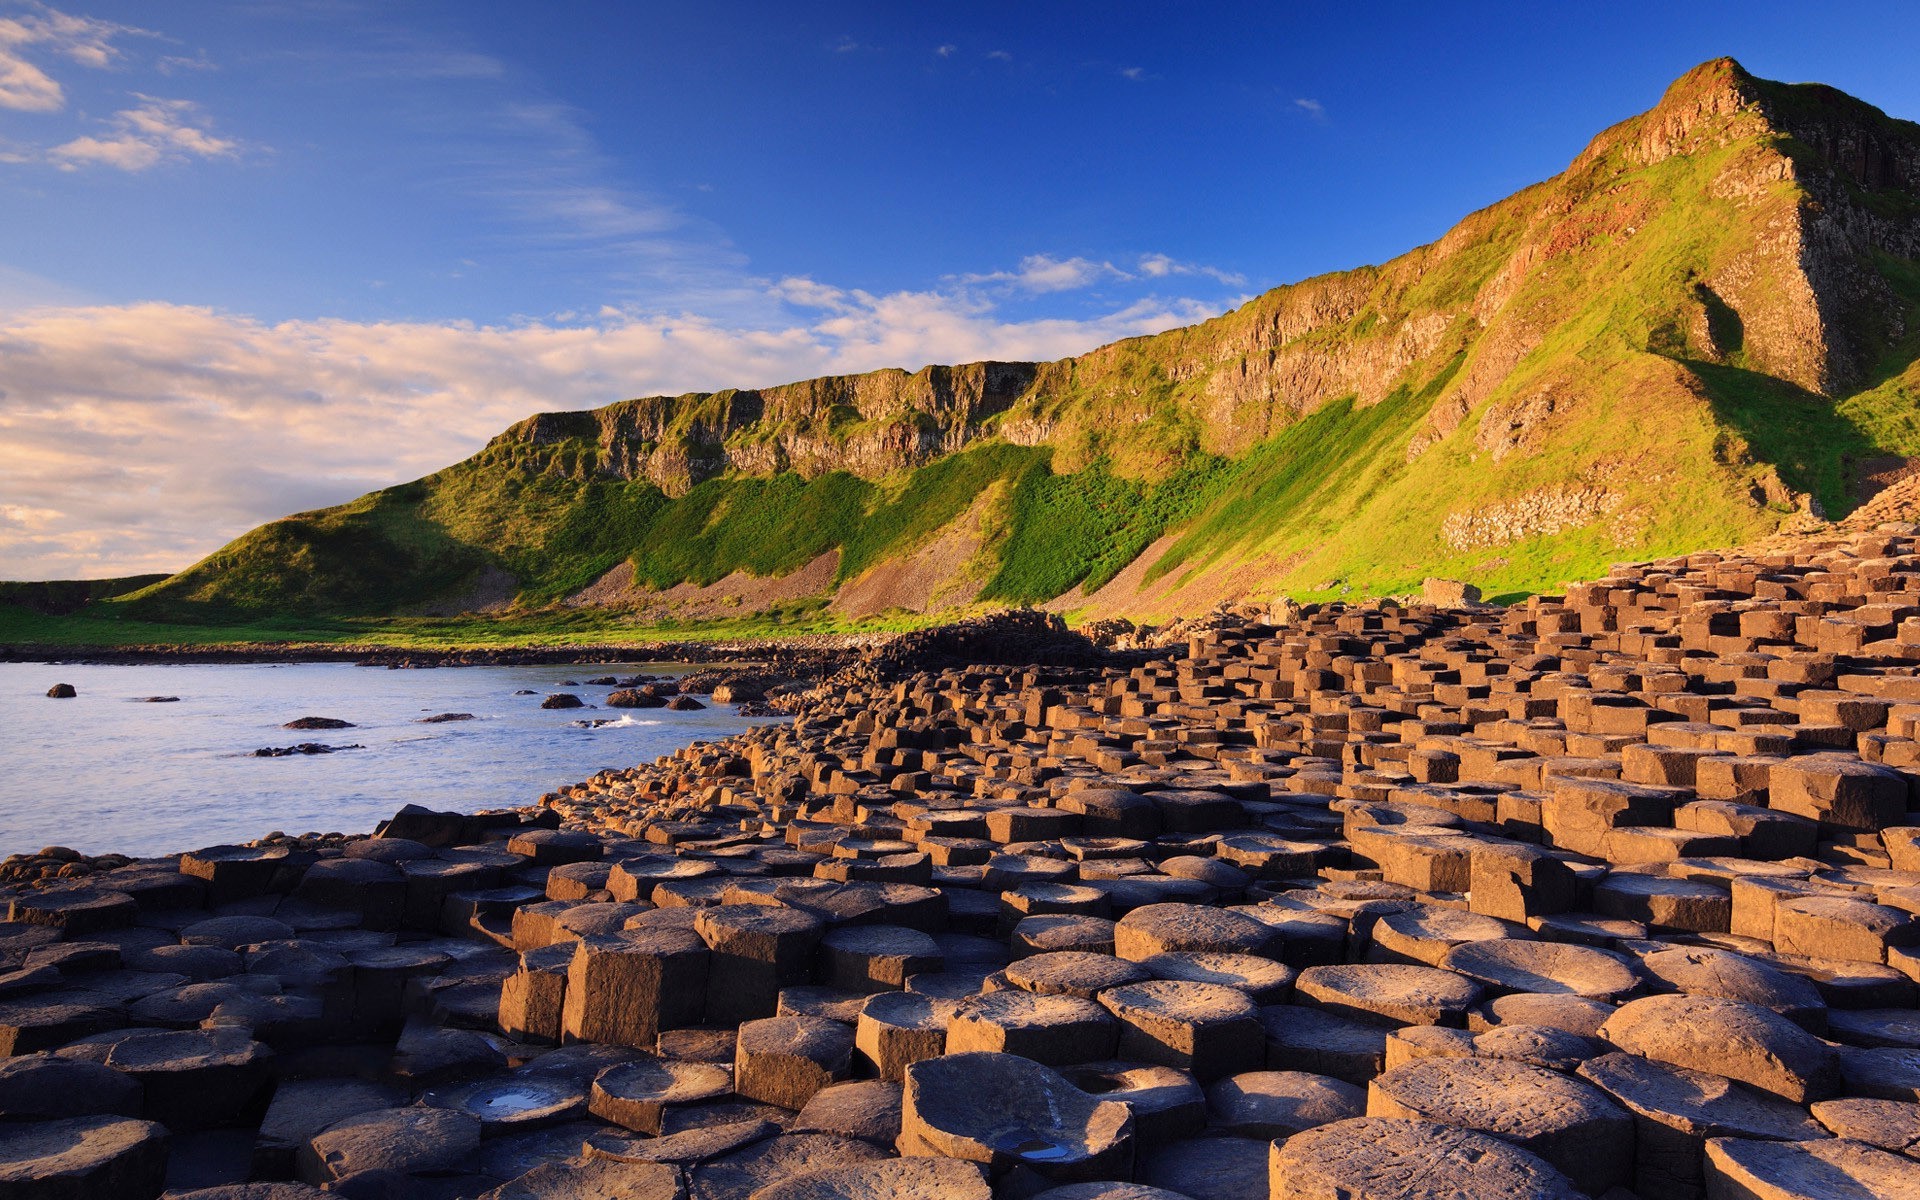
0,2,149,112
1294,97,1326,121
49,95,237,171
1137,253,1246,287
986,49,1012,62
952,252,1246,295
0,282,1230,578
934,43,956,58
957,254,1133,294
1119,66,1145,82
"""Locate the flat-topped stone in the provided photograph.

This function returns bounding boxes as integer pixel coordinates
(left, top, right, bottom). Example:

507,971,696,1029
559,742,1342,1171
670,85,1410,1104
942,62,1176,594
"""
589,1055,732,1133
900,1052,1133,1182
946,989,1118,1065
1295,963,1482,1027
1602,993,1840,1103
1366,1056,1632,1194
1704,1134,1920,1200
1005,952,1150,999
1113,904,1278,961
1269,1117,1582,1200
1206,1070,1364,1139
1441,938,1641,1000
1096,979,1262,1081
0,1115,168,1199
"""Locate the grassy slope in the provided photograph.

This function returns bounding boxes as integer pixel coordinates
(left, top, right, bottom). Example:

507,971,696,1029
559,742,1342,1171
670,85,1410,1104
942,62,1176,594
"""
11,63,1920,647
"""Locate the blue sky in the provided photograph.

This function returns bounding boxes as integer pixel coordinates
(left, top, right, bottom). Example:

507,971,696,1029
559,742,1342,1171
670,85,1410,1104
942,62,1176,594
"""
1,0,1918,577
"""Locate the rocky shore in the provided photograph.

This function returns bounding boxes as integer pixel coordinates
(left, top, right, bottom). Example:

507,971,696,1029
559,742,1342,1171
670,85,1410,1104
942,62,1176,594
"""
7,538,1920,1198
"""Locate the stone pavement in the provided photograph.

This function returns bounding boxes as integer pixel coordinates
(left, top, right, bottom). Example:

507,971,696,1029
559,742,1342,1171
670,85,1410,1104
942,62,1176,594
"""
9,531,1920,1197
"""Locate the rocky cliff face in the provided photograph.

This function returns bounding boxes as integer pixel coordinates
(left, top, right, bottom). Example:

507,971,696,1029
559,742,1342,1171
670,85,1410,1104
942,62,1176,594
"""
117,60,1920,623
493,361,1038,496
492,60,1916,504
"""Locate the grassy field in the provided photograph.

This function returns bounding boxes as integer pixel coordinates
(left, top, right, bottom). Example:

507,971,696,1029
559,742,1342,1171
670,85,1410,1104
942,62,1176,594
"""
0,598,954,652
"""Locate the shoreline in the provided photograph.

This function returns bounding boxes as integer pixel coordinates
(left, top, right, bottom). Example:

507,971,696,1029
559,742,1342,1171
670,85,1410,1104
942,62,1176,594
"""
0,636,874,669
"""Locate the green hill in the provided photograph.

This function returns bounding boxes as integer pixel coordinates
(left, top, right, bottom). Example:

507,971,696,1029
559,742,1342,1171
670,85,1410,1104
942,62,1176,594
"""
12,59,1920,646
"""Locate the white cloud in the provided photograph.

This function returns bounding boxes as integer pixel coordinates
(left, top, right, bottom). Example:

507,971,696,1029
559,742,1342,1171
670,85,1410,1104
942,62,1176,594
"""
48,95,237,171
934,44,956,58
1137,253,1247,287
0,284,1229,579
986,49,1012,62
958,254,1133,294
1119,66,1144,82
1294,97,1326,120
0,3,148,112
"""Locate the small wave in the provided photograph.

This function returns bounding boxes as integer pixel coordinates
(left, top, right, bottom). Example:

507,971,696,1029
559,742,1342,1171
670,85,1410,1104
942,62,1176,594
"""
590,715,663,729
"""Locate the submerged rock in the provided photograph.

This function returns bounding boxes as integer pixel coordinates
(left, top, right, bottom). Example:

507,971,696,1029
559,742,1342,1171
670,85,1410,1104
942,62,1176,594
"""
282,716,354,730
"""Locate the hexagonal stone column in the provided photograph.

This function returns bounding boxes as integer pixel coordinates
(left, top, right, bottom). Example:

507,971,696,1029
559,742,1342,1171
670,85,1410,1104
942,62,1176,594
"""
560,928,710,1049
1096,980,1263,1081
734,1015,855,1110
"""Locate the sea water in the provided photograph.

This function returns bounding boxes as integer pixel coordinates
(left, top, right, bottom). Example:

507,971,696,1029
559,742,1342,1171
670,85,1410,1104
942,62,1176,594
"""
0,661,779,857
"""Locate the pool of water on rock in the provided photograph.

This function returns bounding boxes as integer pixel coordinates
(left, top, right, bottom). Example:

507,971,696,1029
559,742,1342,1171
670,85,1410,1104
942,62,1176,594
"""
0,661,783,858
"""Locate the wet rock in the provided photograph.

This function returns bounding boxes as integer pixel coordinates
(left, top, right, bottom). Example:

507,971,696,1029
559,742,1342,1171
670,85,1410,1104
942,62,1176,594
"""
541,695,585,710
282,717,353,730
900,1052,1134,1182
46,683,76,698
424,1072,587,1136
589,1056,732,1133
418,713,475,723
252,743,363,757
